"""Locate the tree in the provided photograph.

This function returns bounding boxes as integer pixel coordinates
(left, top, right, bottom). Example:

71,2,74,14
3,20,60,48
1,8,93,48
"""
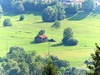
53,2,66,20
82,0,95,12
65,4,78,14
62,28,78,46
86,43,100,75
19,14,24,21
51,20,61,29
13,1,25,13
37,30,45,35
42,6,57,22
42,61,59,75
23,1,35,11
3,18,12,27
1,0,12,11
0,5,3,18
63,28,73,40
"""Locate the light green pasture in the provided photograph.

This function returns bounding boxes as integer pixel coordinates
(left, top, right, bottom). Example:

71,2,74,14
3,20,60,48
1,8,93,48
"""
0,12,100,67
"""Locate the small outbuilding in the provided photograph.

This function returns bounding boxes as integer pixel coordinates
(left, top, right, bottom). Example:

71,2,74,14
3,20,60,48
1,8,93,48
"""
35,35,48,43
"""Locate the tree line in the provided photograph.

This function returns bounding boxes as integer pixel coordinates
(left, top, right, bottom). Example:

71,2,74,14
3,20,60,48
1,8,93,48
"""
0,46,86,75
0,0,98,22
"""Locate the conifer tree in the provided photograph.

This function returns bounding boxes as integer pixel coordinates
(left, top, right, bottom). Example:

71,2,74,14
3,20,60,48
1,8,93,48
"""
86,43,100,75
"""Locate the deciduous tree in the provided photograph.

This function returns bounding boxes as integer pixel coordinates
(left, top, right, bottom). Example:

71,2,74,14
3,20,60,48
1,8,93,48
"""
82,0,95,12
42,6,57,22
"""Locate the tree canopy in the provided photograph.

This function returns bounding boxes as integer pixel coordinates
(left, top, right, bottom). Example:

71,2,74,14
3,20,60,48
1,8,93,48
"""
82,0,95,12
62,28,78,46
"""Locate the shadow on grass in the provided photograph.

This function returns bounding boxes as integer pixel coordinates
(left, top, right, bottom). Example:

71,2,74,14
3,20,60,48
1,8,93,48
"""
66,14,75,18
68,11,91,21
24,11,42,16
30,41,40,44
35,21,53,24
4,11,42,17
35,21,44,23
51,43,63,47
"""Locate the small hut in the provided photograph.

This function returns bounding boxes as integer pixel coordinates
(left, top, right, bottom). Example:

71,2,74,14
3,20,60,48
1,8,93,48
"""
35,35,48,43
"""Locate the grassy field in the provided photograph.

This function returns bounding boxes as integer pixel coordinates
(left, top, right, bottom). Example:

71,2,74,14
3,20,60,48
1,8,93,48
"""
0,12,100,68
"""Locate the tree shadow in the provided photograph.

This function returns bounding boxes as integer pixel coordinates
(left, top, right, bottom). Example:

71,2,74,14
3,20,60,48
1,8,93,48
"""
35,21,44,23
24,11,42,16
51,43,63,47
68,11,91,21
66,14,75,18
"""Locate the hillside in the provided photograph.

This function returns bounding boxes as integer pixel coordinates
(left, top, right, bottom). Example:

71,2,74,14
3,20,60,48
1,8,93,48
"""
0,12,100,67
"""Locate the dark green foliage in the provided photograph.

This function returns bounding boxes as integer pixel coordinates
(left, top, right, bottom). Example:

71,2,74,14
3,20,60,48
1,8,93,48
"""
49,55,70,68
82,0,95,12
3,18,12,27
65,67,86,75
53,2,66,20
86,43,100,75
1,0,12,11
65,4,78,14
8,67,20,75
51,20,61,29
42,61,59,75
20,14,24,21
42,6,57,22
42,2,66,22
1,46,70,75
12,1,25,13
38,30,45,35
23,1,35,11
67,38,78,46
63,28,73,40
62,28,78,46
33,2,48,12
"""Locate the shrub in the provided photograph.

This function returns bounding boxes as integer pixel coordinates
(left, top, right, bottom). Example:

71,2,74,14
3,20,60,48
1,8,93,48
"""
67,38,78,46
3,18,12,27
20,14,24,21
51,20,60,29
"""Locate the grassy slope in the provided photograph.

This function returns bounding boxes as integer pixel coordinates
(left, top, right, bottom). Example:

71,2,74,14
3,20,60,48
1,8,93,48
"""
0,12,100,68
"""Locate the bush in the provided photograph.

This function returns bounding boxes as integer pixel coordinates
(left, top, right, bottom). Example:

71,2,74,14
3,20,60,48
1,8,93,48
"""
51,20,60,29
67,38,78,46
3,18,12,27
20,14,24,21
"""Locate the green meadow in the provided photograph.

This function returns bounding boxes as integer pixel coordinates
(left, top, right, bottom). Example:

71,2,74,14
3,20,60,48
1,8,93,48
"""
0,12,100,68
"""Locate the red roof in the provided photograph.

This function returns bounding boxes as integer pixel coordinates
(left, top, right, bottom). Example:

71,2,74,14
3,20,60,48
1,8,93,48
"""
39,35,47,39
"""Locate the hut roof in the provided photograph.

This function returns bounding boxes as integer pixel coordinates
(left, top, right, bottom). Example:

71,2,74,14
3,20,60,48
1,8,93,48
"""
39,35,47,39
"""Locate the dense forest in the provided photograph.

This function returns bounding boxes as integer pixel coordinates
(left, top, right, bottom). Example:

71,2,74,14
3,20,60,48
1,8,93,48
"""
0,0,100,75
